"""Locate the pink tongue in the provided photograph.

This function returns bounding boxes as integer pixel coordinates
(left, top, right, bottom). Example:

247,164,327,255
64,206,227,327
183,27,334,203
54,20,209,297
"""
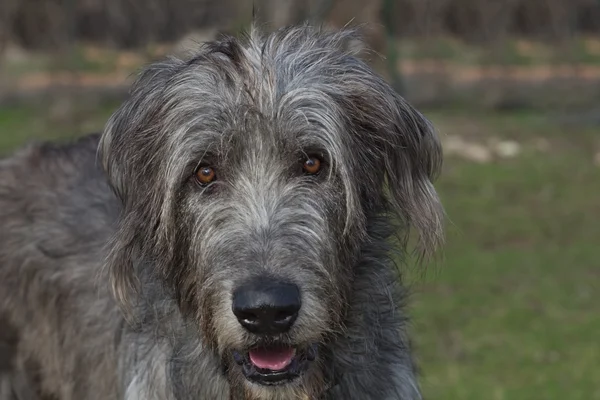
249,346,295,371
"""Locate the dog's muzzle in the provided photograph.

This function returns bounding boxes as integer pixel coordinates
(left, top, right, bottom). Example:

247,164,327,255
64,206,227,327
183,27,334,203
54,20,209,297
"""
231,279,316,385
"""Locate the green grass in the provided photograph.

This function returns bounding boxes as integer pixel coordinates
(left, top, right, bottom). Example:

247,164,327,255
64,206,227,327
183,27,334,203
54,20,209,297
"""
0,101,119,154
397,36,600,67
0,103,598,399
409,110,600,400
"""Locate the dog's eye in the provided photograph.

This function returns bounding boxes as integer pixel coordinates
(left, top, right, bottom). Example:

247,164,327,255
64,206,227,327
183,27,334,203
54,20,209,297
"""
302,156,322,175
195,165,216,186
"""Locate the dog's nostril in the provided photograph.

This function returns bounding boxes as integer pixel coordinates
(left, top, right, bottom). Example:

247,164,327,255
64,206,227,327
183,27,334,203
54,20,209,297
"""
237,312,259,324
274,309,296,323
232,279,301,335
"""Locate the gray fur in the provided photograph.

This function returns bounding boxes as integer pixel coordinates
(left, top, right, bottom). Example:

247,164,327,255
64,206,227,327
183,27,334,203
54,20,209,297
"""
0,24,444,399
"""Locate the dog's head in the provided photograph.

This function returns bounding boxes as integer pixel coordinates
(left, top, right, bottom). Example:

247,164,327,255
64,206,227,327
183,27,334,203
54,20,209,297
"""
100,25,443,398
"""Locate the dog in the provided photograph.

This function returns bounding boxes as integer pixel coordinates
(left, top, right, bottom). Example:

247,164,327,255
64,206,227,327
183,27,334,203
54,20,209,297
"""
0,24,444,399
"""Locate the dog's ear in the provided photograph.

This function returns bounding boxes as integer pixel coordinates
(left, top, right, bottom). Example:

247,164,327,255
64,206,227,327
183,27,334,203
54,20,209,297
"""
100,57,186,204
341,61,445,260
380,93,445,260
99,58,185,317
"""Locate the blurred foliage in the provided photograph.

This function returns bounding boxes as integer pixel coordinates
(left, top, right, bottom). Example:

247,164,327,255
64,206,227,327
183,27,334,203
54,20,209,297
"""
1,0,599,50
2,0,599,109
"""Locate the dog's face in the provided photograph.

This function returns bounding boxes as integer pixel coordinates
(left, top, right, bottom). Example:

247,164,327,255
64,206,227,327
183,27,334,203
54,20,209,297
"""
101,26,443,398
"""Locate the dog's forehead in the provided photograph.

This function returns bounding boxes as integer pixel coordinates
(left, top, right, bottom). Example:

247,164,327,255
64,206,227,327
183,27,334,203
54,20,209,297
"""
167,37,358,157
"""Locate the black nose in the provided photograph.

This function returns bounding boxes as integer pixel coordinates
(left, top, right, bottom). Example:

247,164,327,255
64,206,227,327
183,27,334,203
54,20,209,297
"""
232,280,301,335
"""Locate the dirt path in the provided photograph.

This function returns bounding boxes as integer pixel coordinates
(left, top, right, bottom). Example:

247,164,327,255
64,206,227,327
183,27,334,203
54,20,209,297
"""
4,60,600,94
398,60,600,83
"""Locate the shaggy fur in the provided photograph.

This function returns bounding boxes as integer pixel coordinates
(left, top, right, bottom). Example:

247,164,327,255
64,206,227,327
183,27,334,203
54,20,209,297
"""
0,24,444,399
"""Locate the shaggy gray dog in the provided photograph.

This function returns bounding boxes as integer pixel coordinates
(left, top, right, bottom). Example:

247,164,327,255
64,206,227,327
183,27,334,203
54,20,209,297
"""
0,24,444,400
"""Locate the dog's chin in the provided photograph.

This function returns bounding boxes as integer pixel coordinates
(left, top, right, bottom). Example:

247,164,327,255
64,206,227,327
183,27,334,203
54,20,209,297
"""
231,343,318,387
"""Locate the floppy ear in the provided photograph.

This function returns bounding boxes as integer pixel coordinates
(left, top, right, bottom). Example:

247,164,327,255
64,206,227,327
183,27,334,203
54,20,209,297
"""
99,57,186,317
381,93,445,260
339,57,445,260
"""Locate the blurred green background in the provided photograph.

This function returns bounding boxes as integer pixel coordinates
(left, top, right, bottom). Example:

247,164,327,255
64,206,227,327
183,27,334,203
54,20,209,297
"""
1,1,599,399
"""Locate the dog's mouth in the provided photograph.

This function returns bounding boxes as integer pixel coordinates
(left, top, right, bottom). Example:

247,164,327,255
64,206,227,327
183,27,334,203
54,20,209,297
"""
232,343,317,386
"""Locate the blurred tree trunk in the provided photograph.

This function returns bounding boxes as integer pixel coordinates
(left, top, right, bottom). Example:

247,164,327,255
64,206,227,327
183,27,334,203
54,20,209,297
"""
326,0,385,55
413,0,451,36
0,0,17,65
4,0,600,51
253,0,308,29
325,0,399,88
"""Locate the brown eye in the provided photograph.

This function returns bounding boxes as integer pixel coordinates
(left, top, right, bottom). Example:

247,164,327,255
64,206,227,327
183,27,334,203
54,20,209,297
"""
303,156,322,175
195,165,216,186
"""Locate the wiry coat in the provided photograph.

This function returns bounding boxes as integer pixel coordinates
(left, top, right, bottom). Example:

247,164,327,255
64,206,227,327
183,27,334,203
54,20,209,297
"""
0,25,444,400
